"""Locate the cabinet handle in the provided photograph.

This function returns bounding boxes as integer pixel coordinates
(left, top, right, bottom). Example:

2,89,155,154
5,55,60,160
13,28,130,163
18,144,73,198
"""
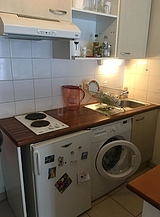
135,117,144,122
120,52,131,55
49,9,67,15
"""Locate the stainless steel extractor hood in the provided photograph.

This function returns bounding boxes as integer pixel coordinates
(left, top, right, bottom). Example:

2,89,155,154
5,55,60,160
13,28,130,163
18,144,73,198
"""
0,12,81,40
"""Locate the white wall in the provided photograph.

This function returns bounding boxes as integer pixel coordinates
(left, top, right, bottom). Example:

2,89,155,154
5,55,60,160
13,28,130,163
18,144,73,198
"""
0,37,125,195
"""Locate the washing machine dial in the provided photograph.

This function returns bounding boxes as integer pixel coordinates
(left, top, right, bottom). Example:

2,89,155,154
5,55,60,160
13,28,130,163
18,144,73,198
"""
110,125,118,133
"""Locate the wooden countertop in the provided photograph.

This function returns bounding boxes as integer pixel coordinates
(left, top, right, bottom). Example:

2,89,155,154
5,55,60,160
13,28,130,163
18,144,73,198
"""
127,165,160,210
0,103,159,147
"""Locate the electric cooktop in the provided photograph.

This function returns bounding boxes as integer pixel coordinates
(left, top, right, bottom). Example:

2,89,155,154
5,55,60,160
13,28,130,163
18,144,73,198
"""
15,112,69,135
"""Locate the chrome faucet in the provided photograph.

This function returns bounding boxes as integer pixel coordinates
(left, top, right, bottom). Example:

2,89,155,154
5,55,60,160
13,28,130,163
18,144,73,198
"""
118,90,129,99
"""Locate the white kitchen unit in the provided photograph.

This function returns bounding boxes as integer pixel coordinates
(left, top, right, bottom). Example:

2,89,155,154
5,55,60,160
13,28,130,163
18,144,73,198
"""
146,0,160,57
1,130,91,217
131,109,158,163
0,0,71,21
53,0,120,59
53,0,152,60
117,0,151,59
72,0,120,58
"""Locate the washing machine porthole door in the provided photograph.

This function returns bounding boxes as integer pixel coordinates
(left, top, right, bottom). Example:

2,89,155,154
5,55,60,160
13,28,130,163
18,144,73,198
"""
96,140,141,180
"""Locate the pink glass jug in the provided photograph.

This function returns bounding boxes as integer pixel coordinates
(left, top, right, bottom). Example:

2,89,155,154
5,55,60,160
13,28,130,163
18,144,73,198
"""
62,85,85,110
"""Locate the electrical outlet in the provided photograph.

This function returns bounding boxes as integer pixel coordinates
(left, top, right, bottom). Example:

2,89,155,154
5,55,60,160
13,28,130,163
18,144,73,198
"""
83,82,89,91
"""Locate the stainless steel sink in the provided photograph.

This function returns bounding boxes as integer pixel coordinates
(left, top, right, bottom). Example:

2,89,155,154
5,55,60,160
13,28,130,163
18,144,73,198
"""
119,99,150,110
85,99,150,116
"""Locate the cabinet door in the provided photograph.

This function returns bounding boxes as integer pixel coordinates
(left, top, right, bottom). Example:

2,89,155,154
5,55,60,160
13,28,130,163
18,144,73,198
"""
117,0,151,59
146,0,160,57
131,110,158,163
0,0,24,14
0,0,71,21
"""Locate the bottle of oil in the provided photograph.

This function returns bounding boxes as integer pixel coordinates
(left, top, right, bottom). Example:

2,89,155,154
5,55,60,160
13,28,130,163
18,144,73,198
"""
93,34,100,57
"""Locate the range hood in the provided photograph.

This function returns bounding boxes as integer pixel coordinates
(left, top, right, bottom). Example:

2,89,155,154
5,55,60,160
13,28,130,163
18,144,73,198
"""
0,12,81,40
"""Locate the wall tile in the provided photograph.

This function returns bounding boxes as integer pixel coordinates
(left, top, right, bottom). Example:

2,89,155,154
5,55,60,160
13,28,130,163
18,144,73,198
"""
12,59,33,80
0,102,15,118
124,59,137,73
147,91,160,104
51,59,68,77
136,59,149,75
52,95,64,109
15,100,35,115
133,89,147,101
52,77,68,96
31,40,52,58
14,80,34,101
149,59,160,76
34,78,52,98
0,38,10,57
68,60,83,76
148,76,160,93
123,73,136,89
134,74,149,91
0,81,14,103
0,58,12,80
33,59,51,78
10,39,32,58
35,97,53,111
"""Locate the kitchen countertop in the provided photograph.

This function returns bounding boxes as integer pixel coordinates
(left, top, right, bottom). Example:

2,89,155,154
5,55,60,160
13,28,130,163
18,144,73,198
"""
127,165,160,210
0,103,159,147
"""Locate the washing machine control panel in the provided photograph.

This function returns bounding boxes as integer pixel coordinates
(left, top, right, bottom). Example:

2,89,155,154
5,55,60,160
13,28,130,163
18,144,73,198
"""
91,118,132,142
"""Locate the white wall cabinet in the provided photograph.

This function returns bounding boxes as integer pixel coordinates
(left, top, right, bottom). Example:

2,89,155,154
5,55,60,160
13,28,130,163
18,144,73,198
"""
146,0,160,58
54,0,151,60
117,0,151,59
71,0,120,58
131,109,158,163
0,0,71,21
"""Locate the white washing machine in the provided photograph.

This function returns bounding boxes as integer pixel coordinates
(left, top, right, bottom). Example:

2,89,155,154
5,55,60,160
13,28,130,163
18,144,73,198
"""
90,118,141,201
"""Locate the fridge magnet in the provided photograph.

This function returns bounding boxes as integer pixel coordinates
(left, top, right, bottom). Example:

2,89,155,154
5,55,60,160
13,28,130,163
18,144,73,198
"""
77,170,90,184
45,155,55,164
55,173,72,194
48,167,56,179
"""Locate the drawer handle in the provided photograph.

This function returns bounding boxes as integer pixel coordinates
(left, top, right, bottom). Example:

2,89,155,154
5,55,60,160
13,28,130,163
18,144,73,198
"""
49,9,67,15
135,117,144,122
120,52,131,55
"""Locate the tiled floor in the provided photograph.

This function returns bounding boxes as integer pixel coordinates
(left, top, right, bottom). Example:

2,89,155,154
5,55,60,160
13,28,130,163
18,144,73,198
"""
0,167,151,217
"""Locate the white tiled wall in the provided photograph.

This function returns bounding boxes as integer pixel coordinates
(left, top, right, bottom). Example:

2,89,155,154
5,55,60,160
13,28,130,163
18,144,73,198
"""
123,59,160,104
0,37,125,118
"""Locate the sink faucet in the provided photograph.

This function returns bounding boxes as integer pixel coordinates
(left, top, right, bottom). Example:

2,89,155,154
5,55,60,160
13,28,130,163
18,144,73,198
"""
118,90,129,99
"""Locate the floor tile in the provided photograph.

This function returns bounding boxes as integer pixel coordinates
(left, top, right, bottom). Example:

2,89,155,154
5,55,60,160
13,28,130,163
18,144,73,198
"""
108,182,127,197
127,167,151,183
111,187,143,216
91,194,109,207
87,197,133,217
0,200,15,217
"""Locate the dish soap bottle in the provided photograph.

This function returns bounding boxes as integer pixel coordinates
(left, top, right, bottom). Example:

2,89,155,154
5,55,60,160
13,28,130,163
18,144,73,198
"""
93,34,100,57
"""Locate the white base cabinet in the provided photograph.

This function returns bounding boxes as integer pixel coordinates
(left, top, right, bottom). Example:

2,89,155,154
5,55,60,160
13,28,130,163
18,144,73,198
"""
131,109,158,163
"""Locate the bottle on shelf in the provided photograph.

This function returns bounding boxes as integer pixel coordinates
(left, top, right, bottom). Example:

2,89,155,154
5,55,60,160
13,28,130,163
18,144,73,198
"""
102,35,108,57
93,33,100,57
